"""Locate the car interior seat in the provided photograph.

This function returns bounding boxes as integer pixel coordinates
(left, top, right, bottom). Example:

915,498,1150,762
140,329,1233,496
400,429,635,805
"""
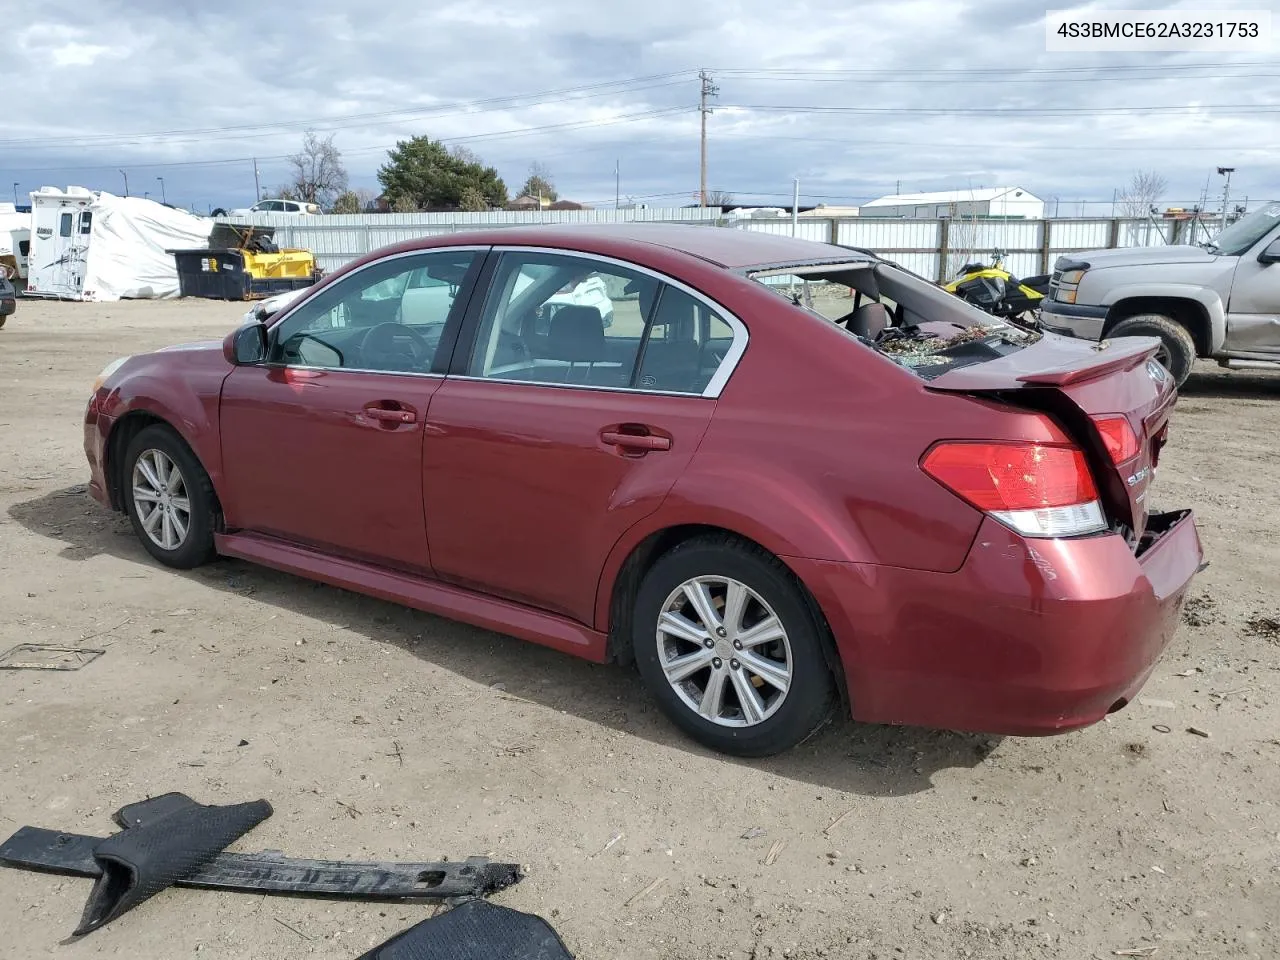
546,305,608,382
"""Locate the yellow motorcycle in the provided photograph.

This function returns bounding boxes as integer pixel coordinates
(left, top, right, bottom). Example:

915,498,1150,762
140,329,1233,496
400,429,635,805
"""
943,249,1050,328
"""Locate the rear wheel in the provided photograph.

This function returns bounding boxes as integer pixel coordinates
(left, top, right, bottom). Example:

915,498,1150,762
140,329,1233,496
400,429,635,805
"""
1108,314,1196,387
123,424,217,569
632,535,837,756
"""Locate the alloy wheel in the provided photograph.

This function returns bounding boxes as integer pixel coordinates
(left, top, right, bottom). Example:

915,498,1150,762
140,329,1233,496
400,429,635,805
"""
655,576,792,728
131,449,191,551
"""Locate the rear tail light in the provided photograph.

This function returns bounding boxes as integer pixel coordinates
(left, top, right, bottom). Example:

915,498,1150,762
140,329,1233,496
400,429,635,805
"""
1091,415,1140,464
922,441,1107,538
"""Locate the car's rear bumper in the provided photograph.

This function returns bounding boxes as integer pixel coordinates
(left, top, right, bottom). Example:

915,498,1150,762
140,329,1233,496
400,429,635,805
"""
1039,302,1107,341
790,510,1202,736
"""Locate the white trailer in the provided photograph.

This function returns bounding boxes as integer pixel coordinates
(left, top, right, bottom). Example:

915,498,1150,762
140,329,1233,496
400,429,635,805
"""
26,186,95,298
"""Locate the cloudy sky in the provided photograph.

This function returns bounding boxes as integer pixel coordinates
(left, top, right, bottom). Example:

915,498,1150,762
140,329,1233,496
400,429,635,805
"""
2,0,1276,213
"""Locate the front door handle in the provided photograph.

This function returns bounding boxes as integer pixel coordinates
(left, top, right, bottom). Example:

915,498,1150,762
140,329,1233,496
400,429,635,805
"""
601,429,672,452
364,403,417,424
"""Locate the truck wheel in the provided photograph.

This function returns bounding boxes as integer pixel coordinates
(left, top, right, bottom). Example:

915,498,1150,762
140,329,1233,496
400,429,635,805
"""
1108,314,1196,387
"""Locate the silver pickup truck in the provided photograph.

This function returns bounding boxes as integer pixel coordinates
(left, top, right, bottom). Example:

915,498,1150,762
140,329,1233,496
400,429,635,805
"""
1039,201,1280,385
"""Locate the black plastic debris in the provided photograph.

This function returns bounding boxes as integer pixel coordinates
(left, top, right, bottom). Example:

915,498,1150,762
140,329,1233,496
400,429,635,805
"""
72,792,272,936
356,899,573,960
1,806,523,906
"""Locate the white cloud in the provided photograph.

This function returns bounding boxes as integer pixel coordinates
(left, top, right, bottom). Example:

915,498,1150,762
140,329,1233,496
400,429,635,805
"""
1,0,1275,212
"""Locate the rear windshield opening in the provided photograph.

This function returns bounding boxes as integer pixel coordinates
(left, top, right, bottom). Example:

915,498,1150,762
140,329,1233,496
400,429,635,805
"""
747,260,1041,379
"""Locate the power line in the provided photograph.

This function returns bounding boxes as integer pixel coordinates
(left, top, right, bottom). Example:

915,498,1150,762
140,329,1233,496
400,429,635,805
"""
0,73,698,150
1,109,692,175
712,60,1278,77
721,102,1280,116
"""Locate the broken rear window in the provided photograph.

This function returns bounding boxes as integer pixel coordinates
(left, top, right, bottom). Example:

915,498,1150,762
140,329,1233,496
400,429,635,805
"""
746,259,1040,380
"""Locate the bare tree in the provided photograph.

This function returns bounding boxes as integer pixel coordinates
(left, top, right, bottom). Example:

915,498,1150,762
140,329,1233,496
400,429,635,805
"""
705,190,735,208
354,187,378,212
286,130,349,207
391,194,419,213
1116,170,1168,218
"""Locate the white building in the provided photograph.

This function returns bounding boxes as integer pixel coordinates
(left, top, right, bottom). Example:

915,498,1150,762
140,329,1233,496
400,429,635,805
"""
860,187,1043,220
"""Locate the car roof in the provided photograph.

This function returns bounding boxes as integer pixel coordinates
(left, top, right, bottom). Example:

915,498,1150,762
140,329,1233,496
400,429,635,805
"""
390,223,873,271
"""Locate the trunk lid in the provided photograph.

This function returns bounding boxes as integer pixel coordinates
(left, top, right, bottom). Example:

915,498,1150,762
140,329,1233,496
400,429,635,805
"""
927,333,1178,544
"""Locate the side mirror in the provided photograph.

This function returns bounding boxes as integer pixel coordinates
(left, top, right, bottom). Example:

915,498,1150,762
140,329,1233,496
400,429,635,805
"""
1258,238,1280,264
222,322,268,365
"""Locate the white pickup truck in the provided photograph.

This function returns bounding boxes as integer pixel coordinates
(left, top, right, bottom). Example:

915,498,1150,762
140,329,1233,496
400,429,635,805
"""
1039,201,1280,385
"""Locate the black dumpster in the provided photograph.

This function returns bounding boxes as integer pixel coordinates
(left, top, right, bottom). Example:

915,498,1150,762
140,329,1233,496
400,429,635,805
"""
171,248,321,301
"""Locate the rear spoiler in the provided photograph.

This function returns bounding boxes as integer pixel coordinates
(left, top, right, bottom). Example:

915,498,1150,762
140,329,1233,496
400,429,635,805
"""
926,335,1162,391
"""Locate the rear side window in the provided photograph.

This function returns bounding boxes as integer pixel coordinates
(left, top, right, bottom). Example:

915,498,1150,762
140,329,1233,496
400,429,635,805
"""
465,252,741,395
635,286,734,393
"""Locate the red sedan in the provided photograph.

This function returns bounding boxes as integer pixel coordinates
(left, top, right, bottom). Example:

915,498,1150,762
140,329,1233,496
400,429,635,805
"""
84,225,1203,755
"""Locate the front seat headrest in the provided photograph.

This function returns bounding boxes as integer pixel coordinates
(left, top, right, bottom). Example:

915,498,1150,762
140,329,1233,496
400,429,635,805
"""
546,305,607,361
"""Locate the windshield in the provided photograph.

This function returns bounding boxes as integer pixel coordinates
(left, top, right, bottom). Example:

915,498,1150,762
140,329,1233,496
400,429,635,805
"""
747,260,1041,379
1208,201,1280,256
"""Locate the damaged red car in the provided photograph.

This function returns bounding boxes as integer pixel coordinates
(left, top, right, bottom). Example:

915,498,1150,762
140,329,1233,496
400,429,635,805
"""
84,226,1203,756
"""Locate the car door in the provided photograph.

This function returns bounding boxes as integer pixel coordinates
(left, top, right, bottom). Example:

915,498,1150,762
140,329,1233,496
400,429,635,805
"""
219,248,484,573
1225,219,1280,355
422,248,743,624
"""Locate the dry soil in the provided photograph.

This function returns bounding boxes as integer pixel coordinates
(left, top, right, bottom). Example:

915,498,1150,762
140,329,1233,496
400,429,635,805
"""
0,299,1277,959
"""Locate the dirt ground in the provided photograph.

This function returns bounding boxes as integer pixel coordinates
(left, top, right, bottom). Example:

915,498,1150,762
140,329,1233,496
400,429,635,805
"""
1,299,1277,960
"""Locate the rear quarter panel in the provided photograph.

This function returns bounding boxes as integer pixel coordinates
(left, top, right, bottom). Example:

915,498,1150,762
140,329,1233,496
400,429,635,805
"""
592,274,1079,629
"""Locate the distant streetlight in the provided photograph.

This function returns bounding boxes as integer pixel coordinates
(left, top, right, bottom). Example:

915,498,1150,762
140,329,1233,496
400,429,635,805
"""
11,182,17,205
118,169,129,197
157,177,166,204
143,191,150,200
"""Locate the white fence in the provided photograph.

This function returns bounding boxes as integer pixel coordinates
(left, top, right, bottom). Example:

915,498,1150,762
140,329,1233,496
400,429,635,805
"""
217,207,723,273
736,215,1225,281
215,206,1227,281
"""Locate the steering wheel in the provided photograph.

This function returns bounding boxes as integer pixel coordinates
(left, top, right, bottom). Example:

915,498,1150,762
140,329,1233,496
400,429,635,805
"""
359,322,434,371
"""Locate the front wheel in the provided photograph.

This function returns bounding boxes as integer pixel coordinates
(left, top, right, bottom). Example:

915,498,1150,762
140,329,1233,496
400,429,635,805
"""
632,535,837,757
1107,313,1196,387
123,424,218,569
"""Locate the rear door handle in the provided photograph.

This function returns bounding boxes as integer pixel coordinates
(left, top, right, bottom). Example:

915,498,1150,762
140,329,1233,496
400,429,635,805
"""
364,403,418,424
601,429,671,452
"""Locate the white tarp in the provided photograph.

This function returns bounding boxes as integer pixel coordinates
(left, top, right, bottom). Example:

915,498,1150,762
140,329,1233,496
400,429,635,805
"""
81,193,213,301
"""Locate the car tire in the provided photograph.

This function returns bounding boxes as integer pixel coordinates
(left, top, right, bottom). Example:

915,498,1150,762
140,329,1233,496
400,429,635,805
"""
632,534,837,757
1108,314,1196,387
122,424,218,569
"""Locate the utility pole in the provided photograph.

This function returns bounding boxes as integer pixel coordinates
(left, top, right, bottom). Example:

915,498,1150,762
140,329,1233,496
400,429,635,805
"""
698,69,718,207
253,158,262,201
614,159,620,210
118,169,129,197
1218,166,1234,228
791,178,800,237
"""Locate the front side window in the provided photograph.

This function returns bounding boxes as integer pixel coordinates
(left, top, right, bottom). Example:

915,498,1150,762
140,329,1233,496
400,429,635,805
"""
269,251,476,373
467,251,733,394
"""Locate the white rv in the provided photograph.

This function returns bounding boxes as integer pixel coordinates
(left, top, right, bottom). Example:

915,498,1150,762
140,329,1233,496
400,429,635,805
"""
0,202,31,281
26,187,213,301
26,187,96,298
